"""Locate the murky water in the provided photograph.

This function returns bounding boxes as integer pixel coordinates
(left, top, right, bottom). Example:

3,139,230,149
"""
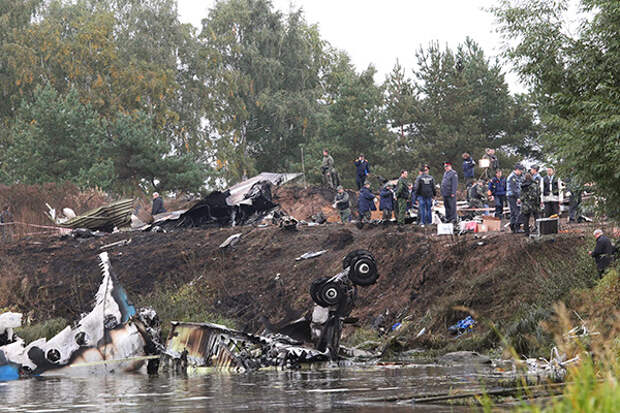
0,363,505,412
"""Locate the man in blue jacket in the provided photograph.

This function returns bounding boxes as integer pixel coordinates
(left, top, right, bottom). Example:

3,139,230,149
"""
358,182,376,222
462,152,476,188
379,184,395,221
354,154,370,190
488,169,507,218
506,164,525,233
441,162,458,223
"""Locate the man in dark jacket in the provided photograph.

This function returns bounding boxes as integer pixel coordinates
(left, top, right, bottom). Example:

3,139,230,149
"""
589,229,615,277
357,182,376,222
519,173,541,236
506,164,524,233
379,184,395,221
395,170,409,226
441,162,458,223
354,154,370,190
462,152,476,188
151,192,166,216
488,169,507,218
414,165,436,226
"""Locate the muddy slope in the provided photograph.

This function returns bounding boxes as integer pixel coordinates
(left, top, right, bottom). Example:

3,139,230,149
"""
0,220,598,347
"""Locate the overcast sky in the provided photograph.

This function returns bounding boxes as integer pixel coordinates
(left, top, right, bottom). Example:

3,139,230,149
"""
177,0,528,92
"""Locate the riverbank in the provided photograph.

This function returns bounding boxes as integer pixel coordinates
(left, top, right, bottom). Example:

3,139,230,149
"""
1,218,615,359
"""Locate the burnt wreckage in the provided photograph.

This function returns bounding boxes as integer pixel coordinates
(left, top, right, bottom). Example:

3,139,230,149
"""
151,172,301,230
0,253,161,381
163,250,380,373
1,249,379,380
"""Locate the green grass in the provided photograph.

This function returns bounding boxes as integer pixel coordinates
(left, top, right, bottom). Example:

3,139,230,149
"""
15,318,68,344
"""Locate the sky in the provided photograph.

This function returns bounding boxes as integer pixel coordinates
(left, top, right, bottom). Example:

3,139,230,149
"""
176,0,525,92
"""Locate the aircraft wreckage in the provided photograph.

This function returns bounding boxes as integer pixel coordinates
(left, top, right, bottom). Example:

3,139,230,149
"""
1,249,379,380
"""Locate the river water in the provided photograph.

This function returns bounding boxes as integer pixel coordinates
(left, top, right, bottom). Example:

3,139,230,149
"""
0,362,506,412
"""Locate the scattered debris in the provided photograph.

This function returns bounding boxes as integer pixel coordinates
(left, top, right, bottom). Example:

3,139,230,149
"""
295,250,328,261
416,327,426,338
219,233,242,249
65,228,106,239
437,223,454,235
99,239,132,250
565,312,600,339
272,210,298,230
523,346,578,382
0,313,22,346
448,316,476,337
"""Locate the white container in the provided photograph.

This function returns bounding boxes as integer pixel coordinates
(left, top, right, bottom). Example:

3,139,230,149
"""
437,223,454,235
479,159,490,168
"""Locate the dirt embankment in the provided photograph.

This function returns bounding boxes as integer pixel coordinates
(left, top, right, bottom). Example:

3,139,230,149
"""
0,216,603,352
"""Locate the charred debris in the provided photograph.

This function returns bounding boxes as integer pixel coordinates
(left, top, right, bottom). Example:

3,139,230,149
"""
1,248,380,380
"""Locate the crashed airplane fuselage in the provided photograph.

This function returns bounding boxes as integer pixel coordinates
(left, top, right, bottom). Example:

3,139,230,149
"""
0,252,161,381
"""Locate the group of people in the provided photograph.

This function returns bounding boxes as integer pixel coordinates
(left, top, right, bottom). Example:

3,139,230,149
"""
325,148,585,237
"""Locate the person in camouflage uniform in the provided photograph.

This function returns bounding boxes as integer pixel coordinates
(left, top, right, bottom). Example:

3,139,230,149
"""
519,173,541,236
321,149,337,188
467,180,488,211
333,186,351,223
395,170,409,227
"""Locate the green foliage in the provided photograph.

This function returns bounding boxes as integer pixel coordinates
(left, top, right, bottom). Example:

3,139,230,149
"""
15,318,68,344
493,0,620,219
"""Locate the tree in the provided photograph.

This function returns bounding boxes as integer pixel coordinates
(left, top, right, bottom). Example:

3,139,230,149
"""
492,0,620,217
407,38,538,172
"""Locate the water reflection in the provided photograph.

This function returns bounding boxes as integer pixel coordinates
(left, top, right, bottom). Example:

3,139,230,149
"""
0,363,499,412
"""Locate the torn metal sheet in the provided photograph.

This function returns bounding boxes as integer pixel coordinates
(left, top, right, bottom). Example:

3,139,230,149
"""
219,233,242,248
150,172,301,230
161,321,328,374
0,252,161,381
295,250,328,261
59,199,134,231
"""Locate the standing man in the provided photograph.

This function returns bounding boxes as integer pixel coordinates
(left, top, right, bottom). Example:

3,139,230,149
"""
530,165,543,187
414,165,436,226
507,164,525,233
482,148,499,179
441,162,458,224
488,169,507,219
462,152,476,188
357,182,376,222
151,192,166,216
321,149,336,188
379,184,395,221
519,173,541,236
565,175,583,223
333,186,351,224
354,154,370,190
589,229,615,277
542,166,561,217
395,170,409,227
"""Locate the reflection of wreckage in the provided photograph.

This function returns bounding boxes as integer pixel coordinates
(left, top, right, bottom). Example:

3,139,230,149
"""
0,252,161,381
1,248,379,380
150,172,301,230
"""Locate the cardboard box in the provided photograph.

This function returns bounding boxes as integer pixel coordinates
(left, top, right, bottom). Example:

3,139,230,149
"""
437,223,454,235
482,216,501,231
476,223,488,233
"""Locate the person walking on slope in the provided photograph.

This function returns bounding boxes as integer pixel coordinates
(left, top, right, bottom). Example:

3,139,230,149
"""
151,192,166,216
395,170,409,227
506,164,525,233
414,165,436,226
357,182,376,222
462,152,476,189
333,186,351,224
379,184,395,221
542,166,562,217
354,154,370,190
441,162,458,224
589,229,615,277
488,169,507,219
321,149,337,188
519,173,541,236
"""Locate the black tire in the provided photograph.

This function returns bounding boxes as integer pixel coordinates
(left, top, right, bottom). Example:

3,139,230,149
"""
342,249,374,269
317,281,344,307
310,277,331,307
349,255,379,286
